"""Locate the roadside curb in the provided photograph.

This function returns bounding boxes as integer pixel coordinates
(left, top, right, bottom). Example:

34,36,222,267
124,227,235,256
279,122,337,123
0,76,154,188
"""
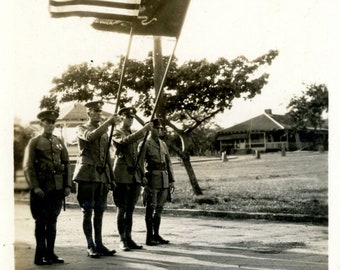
15,199,328,225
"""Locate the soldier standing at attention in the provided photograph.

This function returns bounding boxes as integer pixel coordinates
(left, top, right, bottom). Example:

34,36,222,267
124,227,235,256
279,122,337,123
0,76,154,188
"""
112,107,152,251
23,110,72,265
73,101,120,258
139,118,175,246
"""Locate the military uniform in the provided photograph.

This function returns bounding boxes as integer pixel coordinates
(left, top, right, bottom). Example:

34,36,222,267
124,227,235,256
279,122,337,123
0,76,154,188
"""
73,100,118,257
23,110,71,265
112,107,149,250
139,119,175,246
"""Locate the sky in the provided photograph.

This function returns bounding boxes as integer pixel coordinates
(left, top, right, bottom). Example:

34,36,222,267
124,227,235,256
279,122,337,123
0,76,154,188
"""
5,0,339,128
2,0,340,267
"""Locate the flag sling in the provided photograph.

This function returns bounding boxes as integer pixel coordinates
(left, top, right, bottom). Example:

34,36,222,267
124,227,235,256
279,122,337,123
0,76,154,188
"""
49,0,141,20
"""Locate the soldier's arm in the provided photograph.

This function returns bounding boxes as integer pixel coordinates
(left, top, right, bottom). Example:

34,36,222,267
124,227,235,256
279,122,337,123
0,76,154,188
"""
77,114,119,142
164,144,175,183
59,138,72,189
113,123,152,145
23,138,40,189
138,140,148,186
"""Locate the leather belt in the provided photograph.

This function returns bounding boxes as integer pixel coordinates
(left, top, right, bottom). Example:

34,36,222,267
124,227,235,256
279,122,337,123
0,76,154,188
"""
148,163,166,170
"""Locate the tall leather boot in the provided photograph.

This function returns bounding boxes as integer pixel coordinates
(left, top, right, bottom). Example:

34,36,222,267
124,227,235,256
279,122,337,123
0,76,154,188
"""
117,209,130,251
46,222,64,263
153,216,169,244
125,211,142,249
94,212,116,256
126,231,142,249
83,210,99,258
34,220,52,265
145,218,157,246
94,211,103,248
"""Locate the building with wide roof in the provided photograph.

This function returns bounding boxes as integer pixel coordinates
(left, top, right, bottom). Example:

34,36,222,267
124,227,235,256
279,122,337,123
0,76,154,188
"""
216,109,328,154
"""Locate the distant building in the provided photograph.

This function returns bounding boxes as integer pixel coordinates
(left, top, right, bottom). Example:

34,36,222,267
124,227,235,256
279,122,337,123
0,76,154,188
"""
216,109,328,154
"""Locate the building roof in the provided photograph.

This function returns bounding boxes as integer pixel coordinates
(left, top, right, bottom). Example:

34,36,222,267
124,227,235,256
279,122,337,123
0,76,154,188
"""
218,110,294,135
58,103,89,122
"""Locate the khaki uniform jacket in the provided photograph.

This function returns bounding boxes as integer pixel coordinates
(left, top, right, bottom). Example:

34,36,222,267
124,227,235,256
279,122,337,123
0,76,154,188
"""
73,122,114,184
112,127,146,184
23,134,72,191
140,137,175,189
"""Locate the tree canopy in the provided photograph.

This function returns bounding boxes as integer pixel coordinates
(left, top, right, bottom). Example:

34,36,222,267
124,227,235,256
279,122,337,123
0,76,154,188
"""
287,83,328,130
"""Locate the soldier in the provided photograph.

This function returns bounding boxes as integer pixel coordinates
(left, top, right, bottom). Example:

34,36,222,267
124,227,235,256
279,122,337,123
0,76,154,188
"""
23,110,72,265
112,107,152,251
73,100,120,258
139,118,175,246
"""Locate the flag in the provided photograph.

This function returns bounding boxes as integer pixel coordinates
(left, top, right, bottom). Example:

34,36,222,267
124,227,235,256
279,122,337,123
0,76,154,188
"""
49,0,142,21
92,0,191,37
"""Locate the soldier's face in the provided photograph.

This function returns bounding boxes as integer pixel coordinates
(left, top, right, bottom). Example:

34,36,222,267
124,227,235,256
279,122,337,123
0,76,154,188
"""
89,109,102,122
41,119,55,135
151,126,164,138
122,115,134,127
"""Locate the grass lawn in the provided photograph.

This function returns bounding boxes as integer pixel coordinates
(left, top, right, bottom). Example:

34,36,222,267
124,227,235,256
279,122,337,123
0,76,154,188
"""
163,151,328,216
15,151,327,217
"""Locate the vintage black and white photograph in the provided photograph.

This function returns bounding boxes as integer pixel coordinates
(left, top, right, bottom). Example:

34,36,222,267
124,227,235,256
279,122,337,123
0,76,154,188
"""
2,0,339,269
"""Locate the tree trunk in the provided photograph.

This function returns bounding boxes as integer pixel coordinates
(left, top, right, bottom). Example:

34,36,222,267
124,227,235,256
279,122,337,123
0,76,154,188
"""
169,133,203,195
181,154,203,195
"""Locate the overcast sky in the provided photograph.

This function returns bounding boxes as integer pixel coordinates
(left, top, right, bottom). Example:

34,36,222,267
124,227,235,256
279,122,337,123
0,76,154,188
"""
4,0,339,128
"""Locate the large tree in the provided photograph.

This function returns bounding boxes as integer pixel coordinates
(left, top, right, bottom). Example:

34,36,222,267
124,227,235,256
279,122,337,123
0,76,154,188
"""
287,83,328,130
286,83,328,150
43,50,278,195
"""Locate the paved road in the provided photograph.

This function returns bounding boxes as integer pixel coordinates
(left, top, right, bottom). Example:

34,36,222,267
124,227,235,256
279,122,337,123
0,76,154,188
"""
14,202,327,270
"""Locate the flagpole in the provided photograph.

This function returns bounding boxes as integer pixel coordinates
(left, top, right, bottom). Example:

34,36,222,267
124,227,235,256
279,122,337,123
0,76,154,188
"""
103,26,134,171
151,38,179,119
133,37,179,172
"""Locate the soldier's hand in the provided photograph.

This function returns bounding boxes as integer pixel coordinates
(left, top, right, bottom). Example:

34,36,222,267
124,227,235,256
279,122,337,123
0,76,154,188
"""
64,187,71,197
33,187,45,198
142,186,150,207
110,181,117,191
109,114,121,125
169,182,175,194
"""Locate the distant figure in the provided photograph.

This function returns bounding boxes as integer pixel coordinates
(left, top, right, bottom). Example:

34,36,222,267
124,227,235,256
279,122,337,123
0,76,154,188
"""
73,101,120,258
139,118,175,246
112,107,152,251
23,110,72,265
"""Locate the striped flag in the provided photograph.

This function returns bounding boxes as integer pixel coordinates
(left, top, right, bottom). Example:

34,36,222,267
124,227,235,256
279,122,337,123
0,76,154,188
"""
49,0,142,21
92,0,191,37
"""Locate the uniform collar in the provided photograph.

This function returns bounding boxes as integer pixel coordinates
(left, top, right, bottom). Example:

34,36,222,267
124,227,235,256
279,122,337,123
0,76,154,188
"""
42,133,53,139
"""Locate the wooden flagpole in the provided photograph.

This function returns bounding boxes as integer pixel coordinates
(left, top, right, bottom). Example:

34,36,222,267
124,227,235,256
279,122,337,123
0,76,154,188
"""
133,37,179,172
102,26,134,171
